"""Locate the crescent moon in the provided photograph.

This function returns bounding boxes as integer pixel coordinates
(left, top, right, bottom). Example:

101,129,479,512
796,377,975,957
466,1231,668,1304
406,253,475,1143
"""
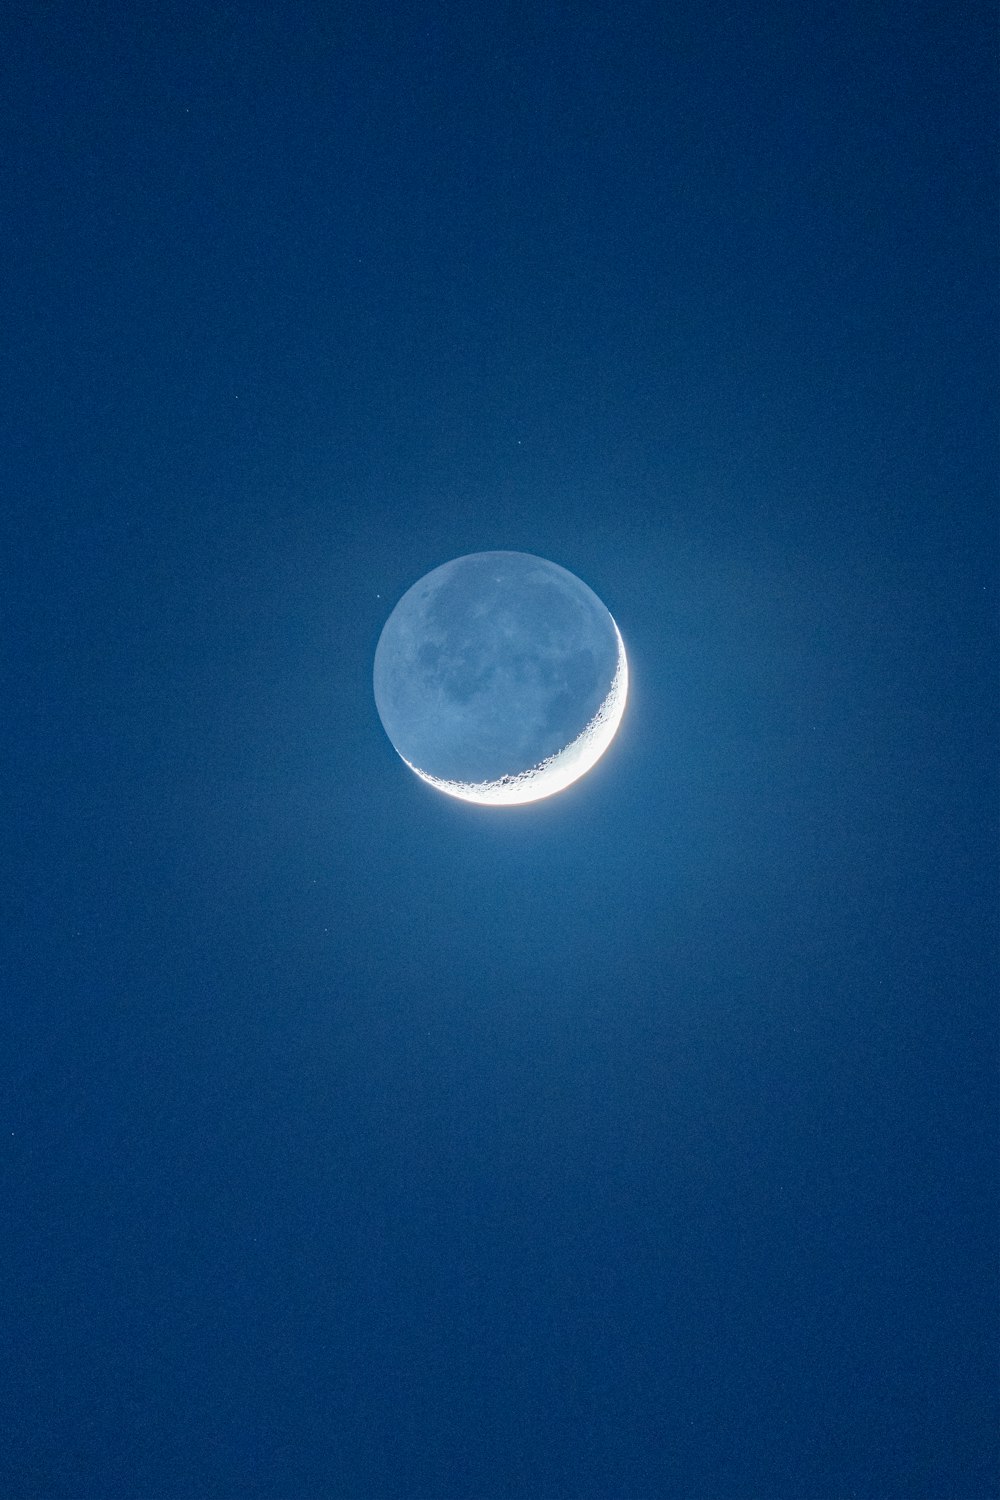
400,619,628,806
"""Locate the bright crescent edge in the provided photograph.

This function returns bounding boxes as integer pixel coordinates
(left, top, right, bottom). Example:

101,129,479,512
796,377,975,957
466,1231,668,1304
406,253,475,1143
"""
400,619,629,806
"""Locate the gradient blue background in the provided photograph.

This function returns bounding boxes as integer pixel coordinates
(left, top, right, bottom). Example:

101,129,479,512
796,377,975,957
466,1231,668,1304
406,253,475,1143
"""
3,2,996,1496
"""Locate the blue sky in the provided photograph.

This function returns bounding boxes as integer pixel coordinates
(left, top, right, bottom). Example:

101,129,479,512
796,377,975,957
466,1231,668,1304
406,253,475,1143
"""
3,2,996,1495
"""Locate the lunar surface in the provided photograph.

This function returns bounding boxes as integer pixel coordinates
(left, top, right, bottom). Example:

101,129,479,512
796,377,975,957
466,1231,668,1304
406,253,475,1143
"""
373,551,628,805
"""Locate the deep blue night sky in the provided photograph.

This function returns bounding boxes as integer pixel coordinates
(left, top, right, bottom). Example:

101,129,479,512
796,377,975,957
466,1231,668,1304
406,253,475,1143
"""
3,2,996,1496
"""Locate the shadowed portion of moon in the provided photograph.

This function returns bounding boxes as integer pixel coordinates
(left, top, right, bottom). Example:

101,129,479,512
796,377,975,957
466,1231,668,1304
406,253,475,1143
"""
373,551,628,804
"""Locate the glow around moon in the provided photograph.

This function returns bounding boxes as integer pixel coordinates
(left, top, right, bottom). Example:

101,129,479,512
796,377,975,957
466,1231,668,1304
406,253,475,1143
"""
373,551,628,806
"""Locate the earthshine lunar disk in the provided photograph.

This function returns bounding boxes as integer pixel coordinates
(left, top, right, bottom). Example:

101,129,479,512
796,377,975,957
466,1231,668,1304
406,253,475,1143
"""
373,551,628,805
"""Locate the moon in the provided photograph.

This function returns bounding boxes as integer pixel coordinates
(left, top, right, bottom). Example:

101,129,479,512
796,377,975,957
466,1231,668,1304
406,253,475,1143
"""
373,551,628,805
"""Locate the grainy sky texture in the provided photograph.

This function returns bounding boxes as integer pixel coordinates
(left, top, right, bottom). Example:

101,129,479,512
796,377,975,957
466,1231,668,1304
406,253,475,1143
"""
3,2,996,1497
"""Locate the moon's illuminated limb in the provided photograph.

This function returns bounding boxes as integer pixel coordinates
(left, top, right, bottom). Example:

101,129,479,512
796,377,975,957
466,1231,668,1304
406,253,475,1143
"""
403,620,628,806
